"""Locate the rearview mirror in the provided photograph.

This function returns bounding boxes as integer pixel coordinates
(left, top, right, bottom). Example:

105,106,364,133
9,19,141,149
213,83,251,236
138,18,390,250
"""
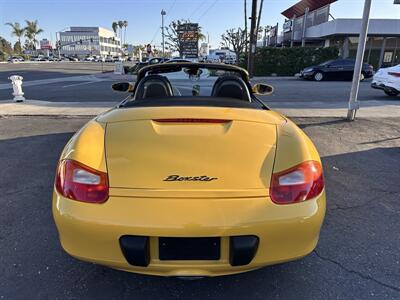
252,83,274,95
111,82,133,92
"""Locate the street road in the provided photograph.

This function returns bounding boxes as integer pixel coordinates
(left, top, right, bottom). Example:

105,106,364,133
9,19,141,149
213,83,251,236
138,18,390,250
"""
1,116,399,299
1,62,398,104
0,61,117,83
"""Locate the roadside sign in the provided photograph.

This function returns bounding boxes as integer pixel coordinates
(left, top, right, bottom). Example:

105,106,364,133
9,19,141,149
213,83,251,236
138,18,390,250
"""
177,23,199,58
283,20,293,33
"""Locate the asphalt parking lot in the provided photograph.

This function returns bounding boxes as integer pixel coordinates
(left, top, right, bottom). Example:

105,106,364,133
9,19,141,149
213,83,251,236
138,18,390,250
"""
1,115,399,299
1,62,399,104
0,62,116,83
0,62,127,103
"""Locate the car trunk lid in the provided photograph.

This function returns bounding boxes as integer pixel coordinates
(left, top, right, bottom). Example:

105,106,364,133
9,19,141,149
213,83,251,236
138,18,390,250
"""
103,107,282,194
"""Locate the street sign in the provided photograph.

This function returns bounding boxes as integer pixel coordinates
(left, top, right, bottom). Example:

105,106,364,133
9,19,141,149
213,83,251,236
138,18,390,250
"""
177,23,199,58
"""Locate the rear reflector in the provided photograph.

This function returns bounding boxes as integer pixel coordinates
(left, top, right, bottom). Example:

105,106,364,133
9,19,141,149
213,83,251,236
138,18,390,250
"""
153,118,230,123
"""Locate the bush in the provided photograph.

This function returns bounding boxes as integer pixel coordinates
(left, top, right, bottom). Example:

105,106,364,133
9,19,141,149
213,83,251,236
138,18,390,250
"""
241,46,340,76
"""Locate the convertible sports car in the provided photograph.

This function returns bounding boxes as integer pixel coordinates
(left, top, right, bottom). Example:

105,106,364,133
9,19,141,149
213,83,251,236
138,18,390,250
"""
53,63,325,277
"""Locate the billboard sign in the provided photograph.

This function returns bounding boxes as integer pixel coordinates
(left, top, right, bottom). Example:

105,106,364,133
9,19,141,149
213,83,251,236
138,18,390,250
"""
40,39,53,50
283,20,293,33
177,23,199,58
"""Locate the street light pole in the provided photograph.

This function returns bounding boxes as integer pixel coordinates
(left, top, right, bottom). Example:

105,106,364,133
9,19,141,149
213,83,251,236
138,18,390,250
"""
347,0,372,121
161,9,166,58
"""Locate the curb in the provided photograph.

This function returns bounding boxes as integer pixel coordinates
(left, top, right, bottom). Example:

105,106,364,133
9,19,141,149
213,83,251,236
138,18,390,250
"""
1,100,399,118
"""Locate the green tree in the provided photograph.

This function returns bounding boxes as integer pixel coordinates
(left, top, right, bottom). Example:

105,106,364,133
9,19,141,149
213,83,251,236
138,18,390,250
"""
24,20,43,52
112,22,118,36
5,22,25,53
13,41,22,53
0,36,13,60
164,19,205,55
123,20,128,45
132,45,142,56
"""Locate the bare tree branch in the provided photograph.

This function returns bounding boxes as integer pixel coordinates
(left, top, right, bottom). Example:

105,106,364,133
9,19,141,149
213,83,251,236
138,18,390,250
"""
220,28,248,65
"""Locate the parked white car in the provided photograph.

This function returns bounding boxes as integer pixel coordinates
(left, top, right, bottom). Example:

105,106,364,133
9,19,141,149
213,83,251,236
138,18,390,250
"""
371,64,400,96
113,56,125,62
8,56,24,63
85,56,96,62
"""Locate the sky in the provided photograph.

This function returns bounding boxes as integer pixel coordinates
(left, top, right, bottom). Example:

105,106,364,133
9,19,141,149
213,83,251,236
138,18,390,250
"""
0,0,399,49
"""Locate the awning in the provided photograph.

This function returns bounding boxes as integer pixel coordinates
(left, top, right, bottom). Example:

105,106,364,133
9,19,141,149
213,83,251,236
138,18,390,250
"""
281,0,337,18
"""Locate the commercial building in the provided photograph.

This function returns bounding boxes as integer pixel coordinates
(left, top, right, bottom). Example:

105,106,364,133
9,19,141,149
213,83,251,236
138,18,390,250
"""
266,0,400,67
59,27,121,58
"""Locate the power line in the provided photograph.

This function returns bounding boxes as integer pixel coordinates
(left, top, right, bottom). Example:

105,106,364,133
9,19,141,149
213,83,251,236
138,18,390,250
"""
189,1,207,20
197,0,219,22
166,0,177,20
150,0,176,45
149,27,160,45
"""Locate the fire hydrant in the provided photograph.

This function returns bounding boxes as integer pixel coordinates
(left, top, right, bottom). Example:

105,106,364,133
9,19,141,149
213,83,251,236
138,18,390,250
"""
8,75,25,102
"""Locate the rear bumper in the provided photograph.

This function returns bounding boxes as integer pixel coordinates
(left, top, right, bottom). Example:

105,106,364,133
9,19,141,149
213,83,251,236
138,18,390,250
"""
53,190,326,276
371,82,385,90
371,81,400,93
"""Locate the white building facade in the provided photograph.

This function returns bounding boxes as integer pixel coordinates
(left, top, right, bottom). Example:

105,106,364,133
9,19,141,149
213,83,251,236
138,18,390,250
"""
59,27,121,58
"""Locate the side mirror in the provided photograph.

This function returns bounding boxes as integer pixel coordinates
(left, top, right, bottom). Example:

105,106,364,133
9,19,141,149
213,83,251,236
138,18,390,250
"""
111,82,133,92
252,83,274,95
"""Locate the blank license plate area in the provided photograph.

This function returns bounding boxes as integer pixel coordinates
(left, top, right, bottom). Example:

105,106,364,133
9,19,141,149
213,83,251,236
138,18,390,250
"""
159,237,220,260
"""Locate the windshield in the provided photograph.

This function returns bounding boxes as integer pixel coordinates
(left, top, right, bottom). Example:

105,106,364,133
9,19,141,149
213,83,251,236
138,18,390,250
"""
143,67,244,97
318,60,334,66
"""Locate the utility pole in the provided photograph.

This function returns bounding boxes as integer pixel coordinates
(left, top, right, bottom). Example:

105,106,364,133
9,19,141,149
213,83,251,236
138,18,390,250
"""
244,0,248,55
161,9,166,58
347,0,372,121
247,0,257,77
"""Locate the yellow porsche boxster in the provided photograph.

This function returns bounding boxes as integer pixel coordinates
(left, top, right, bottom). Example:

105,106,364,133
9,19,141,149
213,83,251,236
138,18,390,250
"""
53,63,325,277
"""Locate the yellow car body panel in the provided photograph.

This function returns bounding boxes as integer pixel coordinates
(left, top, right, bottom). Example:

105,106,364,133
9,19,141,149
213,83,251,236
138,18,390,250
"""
53,106,326,277
53,190,325,277
59,120,107,172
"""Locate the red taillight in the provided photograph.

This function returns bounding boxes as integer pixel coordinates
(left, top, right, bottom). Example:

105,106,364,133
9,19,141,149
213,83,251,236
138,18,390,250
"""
270,161,324,204
388,72,400,78
153,118,230,123
55,159,109,203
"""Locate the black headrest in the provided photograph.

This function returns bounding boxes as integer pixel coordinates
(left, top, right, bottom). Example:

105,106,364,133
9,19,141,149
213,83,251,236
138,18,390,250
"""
134,74,173,100
211,75,251,102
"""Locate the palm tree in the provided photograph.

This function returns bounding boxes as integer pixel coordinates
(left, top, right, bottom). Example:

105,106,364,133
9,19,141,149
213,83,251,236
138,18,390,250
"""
123,20,128,45
5,22,25,51
112,22,118,36
118,20,124,41
24,20,43,53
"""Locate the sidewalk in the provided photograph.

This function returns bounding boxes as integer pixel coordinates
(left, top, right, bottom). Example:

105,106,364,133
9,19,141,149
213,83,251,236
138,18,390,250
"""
1,99,399,118
0,100,117,116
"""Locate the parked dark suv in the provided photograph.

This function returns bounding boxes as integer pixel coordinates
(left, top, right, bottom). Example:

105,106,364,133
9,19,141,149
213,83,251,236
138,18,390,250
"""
300,59,374,81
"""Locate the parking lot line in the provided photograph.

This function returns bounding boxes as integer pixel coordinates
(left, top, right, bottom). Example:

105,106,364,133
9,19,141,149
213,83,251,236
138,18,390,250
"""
62,81,103,88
